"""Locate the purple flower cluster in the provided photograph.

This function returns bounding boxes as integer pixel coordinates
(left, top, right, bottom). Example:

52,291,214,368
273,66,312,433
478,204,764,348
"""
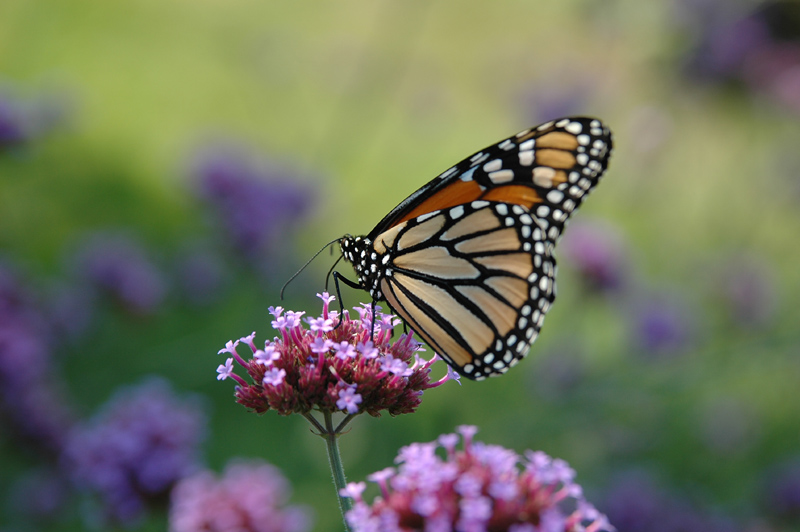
341,426,613,532
217,292,454,418
602,471,738,532
710,255,776,329
172,242,230,306
764,457,800,520
0,88,69,151
72,232,167,315
679,0,800,113
522,75,590,126
0,261,74,453
0,93,28,148
169,460,313,532
192,142,313,260
560,219,630,294
62,378,207,525
629,292,696,358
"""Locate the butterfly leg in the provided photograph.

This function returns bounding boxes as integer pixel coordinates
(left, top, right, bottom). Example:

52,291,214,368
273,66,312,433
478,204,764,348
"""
331,271,363,330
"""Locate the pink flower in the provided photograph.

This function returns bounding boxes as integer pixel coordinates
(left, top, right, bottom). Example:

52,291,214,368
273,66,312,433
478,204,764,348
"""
216,293,454,418
341,426,614,532
169,460,312,532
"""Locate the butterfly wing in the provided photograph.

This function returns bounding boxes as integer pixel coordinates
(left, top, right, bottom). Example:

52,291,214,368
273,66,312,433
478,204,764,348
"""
343,116,612,379
368,117,612,246
374,200,556,380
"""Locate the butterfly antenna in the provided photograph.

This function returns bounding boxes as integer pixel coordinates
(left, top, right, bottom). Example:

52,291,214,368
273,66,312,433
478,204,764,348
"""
280,237,342,300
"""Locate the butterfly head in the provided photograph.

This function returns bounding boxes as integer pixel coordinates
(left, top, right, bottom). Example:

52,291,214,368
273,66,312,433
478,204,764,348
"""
340,234,384,299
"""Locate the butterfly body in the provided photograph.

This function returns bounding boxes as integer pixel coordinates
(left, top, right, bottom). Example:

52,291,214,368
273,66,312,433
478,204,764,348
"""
340,117,612,380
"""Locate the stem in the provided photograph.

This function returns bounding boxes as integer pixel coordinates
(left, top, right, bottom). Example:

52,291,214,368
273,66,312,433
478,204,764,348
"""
322,411,353,531
334,413,356,434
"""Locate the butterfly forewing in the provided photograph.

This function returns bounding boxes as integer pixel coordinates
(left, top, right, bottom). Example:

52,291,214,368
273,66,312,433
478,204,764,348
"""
341,116,612,379
368,117,612,246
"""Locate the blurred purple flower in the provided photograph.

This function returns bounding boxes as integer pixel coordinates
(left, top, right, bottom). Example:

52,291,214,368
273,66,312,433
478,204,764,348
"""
0,94,28,148
763,458,800,520
629,291,697,358
219,293,453,418
560,219,630,294
169,460,312,532
602,471,739,532
685,14,770,81
710,254,777,329
0,88,71,150
522,77,590,125
341,425,613,532
172,242,229,306
678,1,800,113
0,261,74,454
62,377,207,526
191,142,314,260
72,232,167,315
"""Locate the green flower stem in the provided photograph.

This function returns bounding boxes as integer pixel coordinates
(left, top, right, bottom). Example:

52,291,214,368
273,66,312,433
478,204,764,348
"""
322,410,353,532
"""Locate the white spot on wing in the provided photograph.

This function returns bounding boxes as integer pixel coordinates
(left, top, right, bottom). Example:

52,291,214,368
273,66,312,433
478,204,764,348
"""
483,159,503,172
440,166,458,179
489,169,515,183
459,166,478,182
532,166,556,187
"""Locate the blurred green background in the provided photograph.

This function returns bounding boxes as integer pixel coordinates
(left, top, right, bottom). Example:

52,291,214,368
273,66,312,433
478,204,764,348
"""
2,0,800,531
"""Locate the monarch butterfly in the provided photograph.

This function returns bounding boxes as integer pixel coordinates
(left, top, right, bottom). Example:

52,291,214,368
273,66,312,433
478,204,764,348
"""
336,117,613,380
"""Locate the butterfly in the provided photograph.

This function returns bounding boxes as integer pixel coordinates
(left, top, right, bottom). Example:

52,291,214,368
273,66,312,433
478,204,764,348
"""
336,117,612,380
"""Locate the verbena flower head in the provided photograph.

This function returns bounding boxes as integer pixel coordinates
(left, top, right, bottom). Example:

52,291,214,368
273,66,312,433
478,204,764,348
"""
630,291,696,358
72,231,167,315
191,142,314,260
764,457,800,520
602,470,737,532
560,219,629,294
711,254,776,329
0,93,28,148
216,292,455,418
172,242,230,307
62,378,207,526
340,426,614,532
169,460,313,532
0,261,74,454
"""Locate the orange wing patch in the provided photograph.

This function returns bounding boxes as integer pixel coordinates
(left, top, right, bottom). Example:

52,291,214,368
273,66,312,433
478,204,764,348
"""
535,131,580,150
534,149,575,169
396,179,484,226
480,184,543,209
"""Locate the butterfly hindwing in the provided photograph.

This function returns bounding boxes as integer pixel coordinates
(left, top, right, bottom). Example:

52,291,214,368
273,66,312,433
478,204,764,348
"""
375,200,556,380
